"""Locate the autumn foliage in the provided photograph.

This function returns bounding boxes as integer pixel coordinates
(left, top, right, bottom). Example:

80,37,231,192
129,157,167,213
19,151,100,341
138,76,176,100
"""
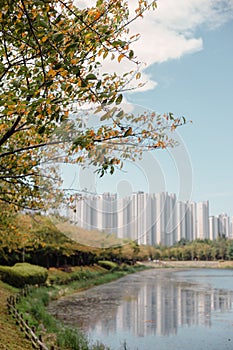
0,0,185,210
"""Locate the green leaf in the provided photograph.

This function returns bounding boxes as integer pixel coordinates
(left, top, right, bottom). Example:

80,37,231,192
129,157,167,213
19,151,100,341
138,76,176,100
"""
81,80,87,87
53,33,64,42
116,110,124,119
38,125,45,134
86,73,97,80
129,50,134,59
94,105,103,114
37,19,49,28
54,63,63,70
72,67,80,76
96,80,101,89
115,94,123,105
45,80,53,87
100,111,111,121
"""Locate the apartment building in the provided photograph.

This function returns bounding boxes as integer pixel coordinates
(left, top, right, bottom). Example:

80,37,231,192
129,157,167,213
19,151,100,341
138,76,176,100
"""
69,191,231,246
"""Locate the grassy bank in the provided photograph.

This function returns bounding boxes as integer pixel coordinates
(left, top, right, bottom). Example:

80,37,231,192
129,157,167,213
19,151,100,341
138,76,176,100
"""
12,264,149,350
0,281,33,350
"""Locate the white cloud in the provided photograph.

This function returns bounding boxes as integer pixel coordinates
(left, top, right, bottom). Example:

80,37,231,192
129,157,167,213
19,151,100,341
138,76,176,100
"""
153,0,233,32
75,0,233,91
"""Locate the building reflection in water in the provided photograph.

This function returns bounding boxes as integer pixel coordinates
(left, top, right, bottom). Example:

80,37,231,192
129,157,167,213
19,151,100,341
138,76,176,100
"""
89,281,233,337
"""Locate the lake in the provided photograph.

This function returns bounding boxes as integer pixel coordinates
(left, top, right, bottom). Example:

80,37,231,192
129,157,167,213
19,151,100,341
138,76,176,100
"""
48,268,233,350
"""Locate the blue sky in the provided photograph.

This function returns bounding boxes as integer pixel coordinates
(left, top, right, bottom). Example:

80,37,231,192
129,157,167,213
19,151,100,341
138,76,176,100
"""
64,0,233,217
126,18,233,216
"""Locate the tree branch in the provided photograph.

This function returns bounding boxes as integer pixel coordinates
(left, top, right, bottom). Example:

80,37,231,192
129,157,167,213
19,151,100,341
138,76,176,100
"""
0,116,22,148
20,0,47,84
0,140,64,158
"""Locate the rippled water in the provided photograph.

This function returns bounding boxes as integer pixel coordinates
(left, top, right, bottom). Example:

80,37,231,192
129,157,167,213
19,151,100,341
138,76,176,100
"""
48,269,233,350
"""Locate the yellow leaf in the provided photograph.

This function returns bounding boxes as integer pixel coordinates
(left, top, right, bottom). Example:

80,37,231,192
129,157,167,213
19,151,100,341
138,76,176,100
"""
59,68,68,77
47,68,56,78
85,32,93,40
94,10,101,20
171,124,177,131
103,51,108,59
71,58,78,64
124,127,132,136
118,54,125,63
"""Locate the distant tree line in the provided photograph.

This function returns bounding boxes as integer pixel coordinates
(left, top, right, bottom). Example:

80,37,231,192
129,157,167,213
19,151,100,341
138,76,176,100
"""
1,207,233,267
2,236,233,268
148,237,233,262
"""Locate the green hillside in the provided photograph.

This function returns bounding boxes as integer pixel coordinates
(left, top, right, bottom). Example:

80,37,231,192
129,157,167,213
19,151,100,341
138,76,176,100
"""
53,216,129,248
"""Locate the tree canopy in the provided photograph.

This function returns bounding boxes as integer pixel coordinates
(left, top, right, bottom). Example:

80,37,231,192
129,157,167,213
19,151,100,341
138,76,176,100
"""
0,0,186,210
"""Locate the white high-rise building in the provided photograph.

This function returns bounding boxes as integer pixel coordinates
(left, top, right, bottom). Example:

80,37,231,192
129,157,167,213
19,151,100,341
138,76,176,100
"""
209,216,218,240
175,201,187,243
197,201,209,239
186,202,197,241
154,192,167,246
218,213,230,238
76,195,92,230
68,192,231,246
141,193,155,246
100,192,118,233
131,192,145,243
117,196,131,239
164,193,177,246
117,197,124,239
149,193,157,246
127,192,153,244
230,217,233,239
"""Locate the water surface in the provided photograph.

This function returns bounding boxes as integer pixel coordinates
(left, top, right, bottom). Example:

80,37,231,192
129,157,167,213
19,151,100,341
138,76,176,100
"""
48,269,233,350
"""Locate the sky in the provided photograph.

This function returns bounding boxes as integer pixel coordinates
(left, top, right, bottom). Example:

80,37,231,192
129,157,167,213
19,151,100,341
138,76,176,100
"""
62,0,233,217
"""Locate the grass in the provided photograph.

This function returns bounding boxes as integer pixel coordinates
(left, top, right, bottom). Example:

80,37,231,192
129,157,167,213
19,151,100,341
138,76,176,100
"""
0,265,116,349
0,281,33,350
54,217,128,249
16,287,96,349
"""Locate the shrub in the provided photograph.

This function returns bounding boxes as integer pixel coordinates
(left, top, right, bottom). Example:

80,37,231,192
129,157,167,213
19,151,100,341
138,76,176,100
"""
48,268,95,286
0,263,48,288
97,260,118,270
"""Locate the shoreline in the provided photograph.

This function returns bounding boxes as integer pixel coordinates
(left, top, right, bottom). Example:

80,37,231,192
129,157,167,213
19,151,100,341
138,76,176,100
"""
141,260,233,269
